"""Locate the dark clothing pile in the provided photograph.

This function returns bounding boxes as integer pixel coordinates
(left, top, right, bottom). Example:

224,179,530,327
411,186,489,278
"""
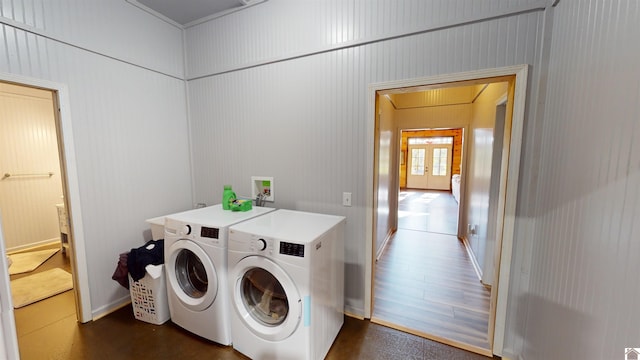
111,239,164,289
111,252,130,289
127,239,164,281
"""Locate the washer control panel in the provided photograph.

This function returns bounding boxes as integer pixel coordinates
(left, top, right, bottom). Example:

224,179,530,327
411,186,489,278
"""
201,226,219,239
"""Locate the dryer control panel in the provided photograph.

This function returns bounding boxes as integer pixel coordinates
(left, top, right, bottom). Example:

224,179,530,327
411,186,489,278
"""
250,236,274,254
279,242,305,257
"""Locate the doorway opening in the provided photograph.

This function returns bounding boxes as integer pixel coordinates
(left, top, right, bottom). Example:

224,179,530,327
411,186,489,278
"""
0,81,76,354
367,65,529,357
0,74,92,358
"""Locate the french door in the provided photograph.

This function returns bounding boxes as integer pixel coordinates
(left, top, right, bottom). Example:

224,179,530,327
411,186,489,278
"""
406,143,452,190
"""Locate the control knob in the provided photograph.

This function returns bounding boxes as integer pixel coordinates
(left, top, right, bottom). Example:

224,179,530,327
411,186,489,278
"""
257,238,267,251
181,224,192,236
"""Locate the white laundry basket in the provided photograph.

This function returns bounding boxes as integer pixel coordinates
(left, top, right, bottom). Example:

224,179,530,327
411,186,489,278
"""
128,265,170,325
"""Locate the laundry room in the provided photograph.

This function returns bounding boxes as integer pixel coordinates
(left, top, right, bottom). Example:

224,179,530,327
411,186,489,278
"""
2,1,640,360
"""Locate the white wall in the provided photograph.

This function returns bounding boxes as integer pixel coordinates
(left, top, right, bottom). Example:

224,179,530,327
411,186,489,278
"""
506,1,640,358
396,106,473,133
0,1,192,318
465,82,508,285
467,127,493,271
186,0,545,316
0,83,63,250
374,95,397,256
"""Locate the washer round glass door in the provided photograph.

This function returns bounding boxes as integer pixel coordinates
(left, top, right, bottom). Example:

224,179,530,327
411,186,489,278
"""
167,239,217,311
231,256,301,341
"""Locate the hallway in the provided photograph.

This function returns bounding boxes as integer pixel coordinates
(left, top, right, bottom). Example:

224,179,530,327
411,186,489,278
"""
373,190,492,355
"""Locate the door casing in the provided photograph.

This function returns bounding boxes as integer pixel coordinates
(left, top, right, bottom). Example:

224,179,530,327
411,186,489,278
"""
0,72,92,328
366,65,529,356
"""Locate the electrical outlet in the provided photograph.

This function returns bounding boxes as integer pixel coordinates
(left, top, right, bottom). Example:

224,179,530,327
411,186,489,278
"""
342,192,352,207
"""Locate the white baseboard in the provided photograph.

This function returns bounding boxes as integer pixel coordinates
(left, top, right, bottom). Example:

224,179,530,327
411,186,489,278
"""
375,228,396,261
6,238,60,254
344,304,364,319
344,311,365,320
91,295,131,321
500,349,524,360
461,236,483,282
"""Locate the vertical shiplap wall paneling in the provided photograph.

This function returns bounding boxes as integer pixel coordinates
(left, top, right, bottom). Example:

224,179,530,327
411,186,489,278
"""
465,83,509,284
186,0,547,78
375,96,393,255
519,0,640,359
0,0,184,77
1,1,192,317
498,5,551,358
186,0,544,318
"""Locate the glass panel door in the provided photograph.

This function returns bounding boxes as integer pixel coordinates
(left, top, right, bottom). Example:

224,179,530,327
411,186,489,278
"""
426,144,452,190
407,145,429,188
410,148,425,175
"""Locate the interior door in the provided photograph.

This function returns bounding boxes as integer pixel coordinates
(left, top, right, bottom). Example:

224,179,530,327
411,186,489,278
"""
407,143,452,190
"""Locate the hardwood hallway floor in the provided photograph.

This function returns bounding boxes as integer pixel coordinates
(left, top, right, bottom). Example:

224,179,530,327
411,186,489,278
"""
373,190,492,356
398,190,459,235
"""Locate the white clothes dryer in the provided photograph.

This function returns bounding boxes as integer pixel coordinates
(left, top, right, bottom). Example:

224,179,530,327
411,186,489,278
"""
163,204,274,345
227,209,345,360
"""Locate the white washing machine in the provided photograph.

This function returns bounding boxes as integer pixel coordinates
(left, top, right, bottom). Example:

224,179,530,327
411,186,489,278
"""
227,209,345,360
163,204,275,345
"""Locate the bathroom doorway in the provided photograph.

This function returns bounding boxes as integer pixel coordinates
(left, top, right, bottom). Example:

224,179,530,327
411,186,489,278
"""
0,74,92,358
0,81,76,355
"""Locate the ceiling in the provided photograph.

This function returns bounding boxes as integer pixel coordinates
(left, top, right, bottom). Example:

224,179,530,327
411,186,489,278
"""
127,0,260,26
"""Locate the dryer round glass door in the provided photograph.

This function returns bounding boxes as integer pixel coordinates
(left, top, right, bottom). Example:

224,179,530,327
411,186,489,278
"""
231,256,301,341
241,268,288,326
167,239,218,311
